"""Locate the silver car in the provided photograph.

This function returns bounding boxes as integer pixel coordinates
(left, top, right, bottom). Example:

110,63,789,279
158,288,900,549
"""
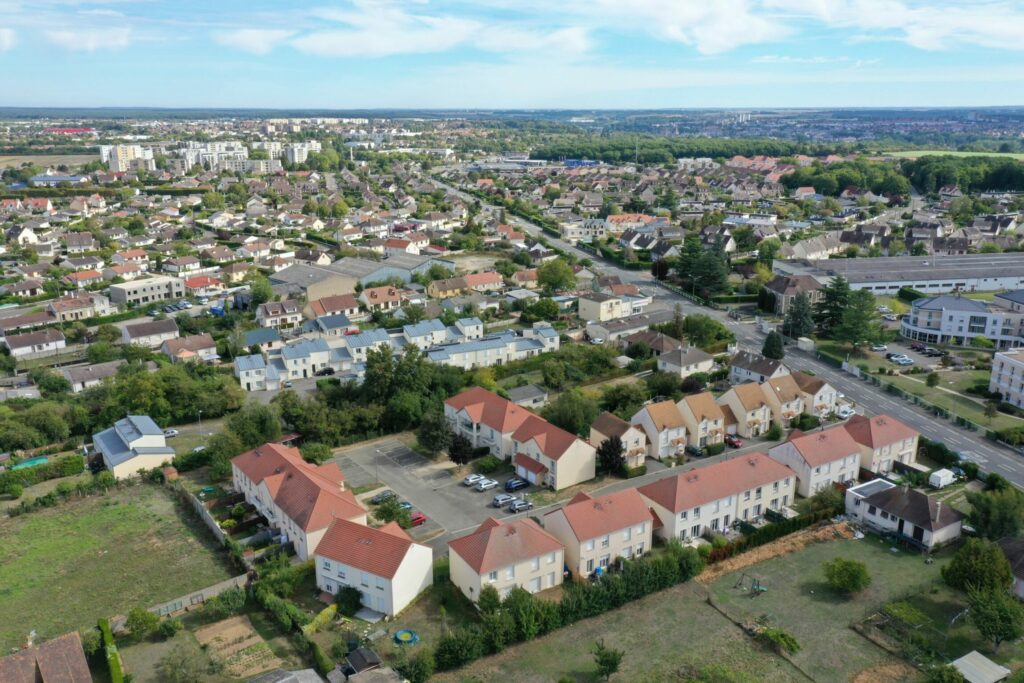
463,473,484,487
475,478,499,492
491,493,516,508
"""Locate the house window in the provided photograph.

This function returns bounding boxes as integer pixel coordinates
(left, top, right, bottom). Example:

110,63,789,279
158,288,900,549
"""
337,569,346,580
680,510,688,520
755,487,762,500
323,560,331,570
547,552,556,564
488,571,498,583
586,559,594,572
690,524,701,538
506,566,515,580
376,577,384,590
601,535,610,549
360,572,369,587
622,527,631,541
585,539,595,551
744,491,751,501
636,542,644,555
868,505,876,515
773,482,779,492
531,557,540,571
693,507,701,519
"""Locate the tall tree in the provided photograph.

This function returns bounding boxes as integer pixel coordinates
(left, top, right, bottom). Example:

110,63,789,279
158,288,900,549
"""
833,289,884,350
967,487,1024,540
968,587,1024,652
782,292,815,339
762,331,785,360
596,436,626,475
537,259,576,293
417,411,452,457
448,432,473,465
942,538,1014,592
592,639,624,681
542,390,599,437
814,275,851,338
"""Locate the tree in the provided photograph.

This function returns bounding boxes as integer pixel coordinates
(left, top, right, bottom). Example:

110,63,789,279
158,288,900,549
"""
762,331,785,360
782,293,815,339
300,443,333,464
985,400,1000,423
376,496,412,528
156,644,206,683
227,403,281,448
541,360,567,389
926,665,965,683
596,436,626,475
542,390,599,437
396,648,435,683
833,289,884,350
335,586,363,616
757,238,781,265
248,275,273,307
592,639,624,681
201,192,225,211
814,275,851,338
448,432,473,465
926,372,940,388
967,487,1024,540
537,259,576,293
478,585,502,615
823,557,872,595
942,538,1013,593
126,607,160,640
418,411,452,457
969,587,1024,652
644,371,683,401
682,314,733,349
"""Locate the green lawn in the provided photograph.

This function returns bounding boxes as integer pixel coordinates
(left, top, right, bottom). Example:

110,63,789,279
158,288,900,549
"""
0,483,236,651
882,374,1024,431
710,533,953,682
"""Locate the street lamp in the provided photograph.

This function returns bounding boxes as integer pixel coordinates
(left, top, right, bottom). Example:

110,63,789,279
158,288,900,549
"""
197,409,203,437
374,448,382,486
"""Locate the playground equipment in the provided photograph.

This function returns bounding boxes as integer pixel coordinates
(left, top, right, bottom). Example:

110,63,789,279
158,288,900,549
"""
734,573,768,597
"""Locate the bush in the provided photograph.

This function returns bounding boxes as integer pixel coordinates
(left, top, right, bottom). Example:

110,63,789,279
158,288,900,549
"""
475,455,503,474
335,586,363,617
757,627,800,655
98,618,124,683
7,483,23,498
435,627,485,671
794,414,820,431
310,641,335,676
764,423,783,441
158,618,183,640
705,442,726,456
823,557,872,595
397,648,435,683
0,454,85,495
623,465,647,479
302,604,337,636
125,607,160,640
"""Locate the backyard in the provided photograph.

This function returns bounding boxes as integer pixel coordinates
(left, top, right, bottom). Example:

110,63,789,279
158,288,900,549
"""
0,482,236,651
433,531,962,682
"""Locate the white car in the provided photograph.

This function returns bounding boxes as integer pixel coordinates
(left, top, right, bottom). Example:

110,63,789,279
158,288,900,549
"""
463,473,485,487
192,445,206,453
475,478,499,491
163,428,179,438
871,344,887,352
836,406,856,419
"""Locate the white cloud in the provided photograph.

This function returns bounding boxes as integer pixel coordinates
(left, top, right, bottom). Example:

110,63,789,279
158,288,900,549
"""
215,29,294,55
0,27,14,51
45,26,130,50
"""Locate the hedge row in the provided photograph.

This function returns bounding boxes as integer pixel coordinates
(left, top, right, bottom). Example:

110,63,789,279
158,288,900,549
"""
897,286,926,303
0,454,84,494
710,294,759,304
98,618,124,683
705,509,836,564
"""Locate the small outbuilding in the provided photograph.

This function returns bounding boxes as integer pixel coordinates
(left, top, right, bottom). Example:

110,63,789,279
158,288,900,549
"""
951,650,1011,683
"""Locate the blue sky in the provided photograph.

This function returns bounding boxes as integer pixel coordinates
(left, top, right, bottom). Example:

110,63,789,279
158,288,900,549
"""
1,0,1023,108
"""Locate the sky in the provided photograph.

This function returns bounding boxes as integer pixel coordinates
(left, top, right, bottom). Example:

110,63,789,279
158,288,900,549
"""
1,0,1024,109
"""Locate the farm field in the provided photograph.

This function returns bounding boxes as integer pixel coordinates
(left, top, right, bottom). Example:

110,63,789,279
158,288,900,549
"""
885,150,1024,160
0,154,99,169
0,483,235,651
436,531,957,683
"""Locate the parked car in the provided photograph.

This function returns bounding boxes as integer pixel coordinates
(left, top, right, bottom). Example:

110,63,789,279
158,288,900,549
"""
724,434,743,448
370,489,397,505
475,478,499,492
589,337,605,345
896,358,914,366
191,445,206,453
491,493,516,508
163,428,179,438
181,301,193,309
883,314,898,322
504,477,529,492
282,380,293,388
398,501,413,511
910,342,925,351
147,309,160,317
198,297,210,305
684,445,705,457
315,367,335,376
509,499,534,513
871,344,887,352
410,512,427,527
463,473,485,487
836,406,856,419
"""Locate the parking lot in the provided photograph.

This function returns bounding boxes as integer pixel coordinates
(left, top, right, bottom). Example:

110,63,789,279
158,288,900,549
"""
331,439,541,545
869,339,943,369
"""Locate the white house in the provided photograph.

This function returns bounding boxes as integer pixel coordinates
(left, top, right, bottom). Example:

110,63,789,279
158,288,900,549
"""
844,414,920,475
630,400,686,460
729,350,790,385
92,415,176,480
767,425,862,497
845,479,963,550
314,518,433,617
444,387,534,460
2,328,66,358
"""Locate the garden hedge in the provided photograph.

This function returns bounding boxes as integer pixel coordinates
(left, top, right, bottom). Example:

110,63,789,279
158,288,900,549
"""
0,454,84,494
98,618,124,683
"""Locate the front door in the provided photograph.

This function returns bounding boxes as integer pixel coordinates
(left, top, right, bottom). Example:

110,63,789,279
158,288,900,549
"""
913,525,924,542
897,519,905,536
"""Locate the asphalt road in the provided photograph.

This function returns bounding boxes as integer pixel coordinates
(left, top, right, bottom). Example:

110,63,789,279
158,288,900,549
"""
439,177,1024,489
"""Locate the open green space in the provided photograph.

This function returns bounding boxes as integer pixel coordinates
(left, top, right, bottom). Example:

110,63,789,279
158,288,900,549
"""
883,373,1024,431
885,150,1024,161
0,154,100,169
0,483,235,651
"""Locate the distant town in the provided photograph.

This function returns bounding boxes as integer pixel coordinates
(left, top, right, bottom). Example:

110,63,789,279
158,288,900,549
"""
2,109,1024,683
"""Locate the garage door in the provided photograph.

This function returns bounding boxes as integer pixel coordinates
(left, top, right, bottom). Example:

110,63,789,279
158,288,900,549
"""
529,577,541,593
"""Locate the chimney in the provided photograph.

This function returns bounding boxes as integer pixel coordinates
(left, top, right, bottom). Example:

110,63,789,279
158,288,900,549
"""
933,501,942,523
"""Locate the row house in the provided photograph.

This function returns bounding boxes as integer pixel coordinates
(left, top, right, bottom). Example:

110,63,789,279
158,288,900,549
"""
768,425,862,496
718,383,774,438
589,412,647,470
729,350,790,385
449,518,564,602
631,400,687,460
676,392,725,449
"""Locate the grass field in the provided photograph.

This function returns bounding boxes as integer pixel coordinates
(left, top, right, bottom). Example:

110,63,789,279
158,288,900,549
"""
0,483,235,651
885,150,1024,161
883,373,1024,431
0,154,99,169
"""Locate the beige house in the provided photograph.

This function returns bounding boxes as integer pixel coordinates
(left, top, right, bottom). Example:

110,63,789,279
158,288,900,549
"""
676,392,725,449
791,371,840,417
761,375,806,426
544,489,653,578
656,346,715,379
231,443,367,560
630,400,686,460
767,425,862,496
444,387,533,459
639,453,796,542
578,292,624,322
92,415,176,480
314,518,433,617
589,411,647,470
717,383,773,437
512,415,596,490
844,414,920,475
448,518,564,601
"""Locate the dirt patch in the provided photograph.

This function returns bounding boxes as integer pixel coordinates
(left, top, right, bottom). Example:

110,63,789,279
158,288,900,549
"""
697,522,855,584
851,662,919,683
194,615,282,679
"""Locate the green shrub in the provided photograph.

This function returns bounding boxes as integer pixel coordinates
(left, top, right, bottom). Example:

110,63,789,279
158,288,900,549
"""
435,627,485,671
623,465,647,479
0,454,85,495
158,619,183,640
335,586,363,617
757,627,800,655
98,618,124,683
302,604,337,636
705,442,725,456
310,641,335,676
475,455,503,474
396,648,435,683
764,423,783,441
125,607,160,640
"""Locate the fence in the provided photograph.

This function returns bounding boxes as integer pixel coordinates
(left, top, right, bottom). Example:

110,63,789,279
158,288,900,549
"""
148,573,250,617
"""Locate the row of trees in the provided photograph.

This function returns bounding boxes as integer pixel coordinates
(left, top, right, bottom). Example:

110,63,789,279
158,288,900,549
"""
902,155,1024,194
530,135,833,165
781,159,911,198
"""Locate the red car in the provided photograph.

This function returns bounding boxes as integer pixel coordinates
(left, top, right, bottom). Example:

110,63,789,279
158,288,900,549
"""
724,434,743,448
410,512,427,527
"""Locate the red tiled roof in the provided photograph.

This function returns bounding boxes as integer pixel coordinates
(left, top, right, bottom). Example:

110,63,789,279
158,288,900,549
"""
514,453,548,475
638,452,794,513
783,425,861,467
315,518,422,579
449,517,562,574
844,414,918,449
445,387,533,434
512,415,580,461
546,489,652,542
310,294,359,317
0,631,91,683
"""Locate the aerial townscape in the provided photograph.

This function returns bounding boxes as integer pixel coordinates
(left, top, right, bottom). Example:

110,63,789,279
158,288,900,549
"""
5,4,1024,683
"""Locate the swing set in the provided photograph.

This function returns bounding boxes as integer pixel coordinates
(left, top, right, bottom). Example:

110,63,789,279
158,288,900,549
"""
734,572,768,597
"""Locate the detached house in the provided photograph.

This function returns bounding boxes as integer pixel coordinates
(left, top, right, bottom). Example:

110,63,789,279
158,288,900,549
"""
657,346,714,379
639,453,796,542
791,371,839,417
631,401,686,460
717,383,773,438
307,293,361,320
768,425,862,496
544,489,653,578
359,286,401,313
844,414,920,475
256,299,302,329
122,318,179,348
2,328,66,358
161,333,218,363
232,443,367,560
449,518,564,602
729,350,790,384
314,518,433,617
92,415,175,480
511,414,596,491
845,479,963,550
589,412,647,470
444,387,533,460
676,392,725,449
